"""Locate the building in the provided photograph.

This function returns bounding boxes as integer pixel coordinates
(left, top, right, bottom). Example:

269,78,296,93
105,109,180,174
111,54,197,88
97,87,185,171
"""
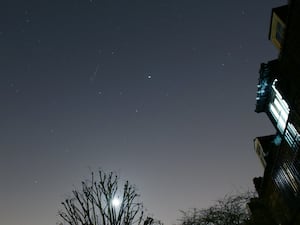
248,1,300,224
269,5,288,51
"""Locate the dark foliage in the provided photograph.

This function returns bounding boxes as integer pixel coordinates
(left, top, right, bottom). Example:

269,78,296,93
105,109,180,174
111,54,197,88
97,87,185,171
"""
178,192,254,225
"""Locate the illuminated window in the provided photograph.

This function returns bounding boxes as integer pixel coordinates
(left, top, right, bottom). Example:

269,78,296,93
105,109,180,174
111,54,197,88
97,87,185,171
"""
274,164,299,195
285,123,300,151
282,163,299,194
269,79,290,133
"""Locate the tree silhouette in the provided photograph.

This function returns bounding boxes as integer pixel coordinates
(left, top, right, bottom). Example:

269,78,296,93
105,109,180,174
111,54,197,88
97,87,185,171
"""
58,170,144,225
178,192,254,225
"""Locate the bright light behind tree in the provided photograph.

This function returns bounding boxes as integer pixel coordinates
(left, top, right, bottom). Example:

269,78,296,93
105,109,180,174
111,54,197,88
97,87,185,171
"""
112,197,121,207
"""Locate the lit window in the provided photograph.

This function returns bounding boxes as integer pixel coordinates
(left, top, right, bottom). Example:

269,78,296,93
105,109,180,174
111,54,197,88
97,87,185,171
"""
283,163,299,194
285,123,300,151
269,79,290,133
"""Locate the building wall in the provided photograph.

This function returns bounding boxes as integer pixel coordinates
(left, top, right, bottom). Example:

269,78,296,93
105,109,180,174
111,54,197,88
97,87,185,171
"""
250,1,300,224
279,0,300,112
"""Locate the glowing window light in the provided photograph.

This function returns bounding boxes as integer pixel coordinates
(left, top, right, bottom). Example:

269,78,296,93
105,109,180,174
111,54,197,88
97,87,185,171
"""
283,163,299,193
270,104,279,119
287,123,300,141
278,117,287,133
285,123,300,151
274,98,283,111
272,80,289,111
269,79,290,134
285,130,294,147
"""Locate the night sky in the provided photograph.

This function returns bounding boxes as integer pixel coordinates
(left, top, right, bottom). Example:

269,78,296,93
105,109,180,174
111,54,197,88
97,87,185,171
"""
0,0,285,224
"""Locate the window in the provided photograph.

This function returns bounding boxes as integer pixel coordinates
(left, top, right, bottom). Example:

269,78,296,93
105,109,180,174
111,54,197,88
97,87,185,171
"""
275,22,285,44
282,163,299,194
269,79,290,133
285,123,300,151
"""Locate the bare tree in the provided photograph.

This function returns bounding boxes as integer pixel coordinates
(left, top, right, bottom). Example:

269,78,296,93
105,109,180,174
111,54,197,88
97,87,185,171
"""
178,192,254,225
58,170,145,225
143,217,164,225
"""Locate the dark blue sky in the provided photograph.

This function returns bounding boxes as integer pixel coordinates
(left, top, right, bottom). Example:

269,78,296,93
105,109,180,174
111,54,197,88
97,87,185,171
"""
0,0,285,224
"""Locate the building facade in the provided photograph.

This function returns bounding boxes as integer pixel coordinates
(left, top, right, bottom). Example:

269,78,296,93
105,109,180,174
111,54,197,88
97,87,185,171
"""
248,1,300,224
